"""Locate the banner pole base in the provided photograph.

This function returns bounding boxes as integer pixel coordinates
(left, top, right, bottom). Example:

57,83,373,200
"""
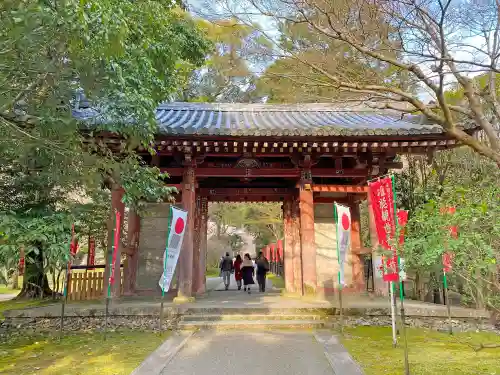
59,299,66,341
443,273,453,335
104,296,110,341
159,298,164,331
390,281,397,347
339,287,343,335
400,305,410,375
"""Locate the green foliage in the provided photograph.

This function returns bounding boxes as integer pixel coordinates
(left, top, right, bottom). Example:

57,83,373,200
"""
208,203,283,249
0,212,73,265
118,163,177,213
0,0,211,295
256,1,412,103
402,149,500,311
183,19,269,102
228,233,244,253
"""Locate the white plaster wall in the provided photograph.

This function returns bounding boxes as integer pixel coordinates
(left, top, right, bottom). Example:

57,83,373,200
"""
136,203,171,291
314,204,354,295
314,204,337,294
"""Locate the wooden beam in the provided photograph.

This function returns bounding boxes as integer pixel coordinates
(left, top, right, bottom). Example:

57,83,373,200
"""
163,167,368,178
312,168,368,177
313,197,350,204
200,187,291,196
162,167,299,178
312,185,369,193
207,196,287,202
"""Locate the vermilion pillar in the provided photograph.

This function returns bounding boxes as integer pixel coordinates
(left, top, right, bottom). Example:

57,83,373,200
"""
108,185,125,298
176,164,196,301
283,200,295,293
291,198,303,294
123,209,141,295
350,201,364,291
299,185,317,294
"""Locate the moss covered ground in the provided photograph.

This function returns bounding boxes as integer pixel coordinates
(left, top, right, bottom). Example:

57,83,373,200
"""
0,331,168,375
341,326,500,375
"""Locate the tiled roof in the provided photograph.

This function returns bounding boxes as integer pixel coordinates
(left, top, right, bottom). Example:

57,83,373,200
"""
154,103,443,136
74,102,453,137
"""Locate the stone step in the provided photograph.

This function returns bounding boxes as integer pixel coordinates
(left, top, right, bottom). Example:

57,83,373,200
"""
179,307,333,316
177,319,332,330
180,314,325,322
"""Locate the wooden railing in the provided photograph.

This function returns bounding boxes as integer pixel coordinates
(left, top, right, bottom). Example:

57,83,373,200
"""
67,270,122,301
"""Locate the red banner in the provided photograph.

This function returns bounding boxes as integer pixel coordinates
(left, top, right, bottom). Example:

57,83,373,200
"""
369,177,397,250
397,209,409,246
277,240,283,261
87,236,95,270
109,211,122,286
382,256,399,282
269,243,275,262
442,252,454,273
18,248,25,276
70,223,79,256
369,177,398,282
441,206,457,272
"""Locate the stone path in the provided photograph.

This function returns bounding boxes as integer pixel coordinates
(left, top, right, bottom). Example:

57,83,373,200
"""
211,272,274,292
0,294,16,302
131,330,365,375
160,331,338,375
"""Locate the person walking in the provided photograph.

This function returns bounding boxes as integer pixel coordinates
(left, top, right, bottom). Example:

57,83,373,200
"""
218,255,224,277
255,251,270,292
240,253,255,294
220,252,234,290
234,254,243,290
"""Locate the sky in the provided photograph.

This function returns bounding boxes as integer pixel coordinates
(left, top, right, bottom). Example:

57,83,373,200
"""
187,0,491,104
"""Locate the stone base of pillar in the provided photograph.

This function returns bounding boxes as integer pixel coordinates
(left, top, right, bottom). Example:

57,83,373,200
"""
173,295,195,304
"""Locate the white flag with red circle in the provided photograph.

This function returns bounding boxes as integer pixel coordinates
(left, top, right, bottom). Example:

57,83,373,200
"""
158,207,188,292
335,203,351,286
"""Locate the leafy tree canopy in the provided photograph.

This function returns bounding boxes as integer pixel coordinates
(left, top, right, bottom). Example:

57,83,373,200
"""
402,149,499,312
183,19,271,102
0,0,211,296
255,0,412,103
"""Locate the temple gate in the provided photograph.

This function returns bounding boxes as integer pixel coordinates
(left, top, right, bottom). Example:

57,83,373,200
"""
91,102,467,300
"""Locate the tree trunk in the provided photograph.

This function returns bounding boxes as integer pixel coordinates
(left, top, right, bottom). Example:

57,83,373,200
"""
17,246,53,299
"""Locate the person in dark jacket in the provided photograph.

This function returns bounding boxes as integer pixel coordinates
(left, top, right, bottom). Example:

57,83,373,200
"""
240,253,255,294
234,254,243,290
255,251,270,292
220,252,234,290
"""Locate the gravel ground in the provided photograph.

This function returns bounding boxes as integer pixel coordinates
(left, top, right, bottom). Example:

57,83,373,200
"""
161,330,334,375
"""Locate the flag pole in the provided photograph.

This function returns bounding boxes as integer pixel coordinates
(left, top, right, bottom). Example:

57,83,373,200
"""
338,271,343,334
391,174,410,375
334,203,343,334
59,224,74,340
390,281,397,347
442,212,455,336
443,270,452,335
160,206,173,331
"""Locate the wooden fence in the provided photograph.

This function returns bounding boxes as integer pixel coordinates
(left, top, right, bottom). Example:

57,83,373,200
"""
67,270,122,301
